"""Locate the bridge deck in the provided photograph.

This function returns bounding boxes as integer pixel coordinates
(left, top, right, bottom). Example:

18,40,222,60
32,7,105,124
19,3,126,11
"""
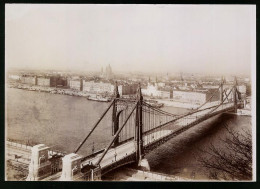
81,102,236,172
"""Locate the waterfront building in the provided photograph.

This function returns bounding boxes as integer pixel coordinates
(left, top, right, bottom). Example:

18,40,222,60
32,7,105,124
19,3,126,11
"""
21,75,37,85
142,84,158,97
8,74,21,80
83,81,114,94
174,89,221,105
172,90,207,105
158,90,171,99
121,84,139,95
142,84,171,99
50,76,68,88
69,79,82,91
202,85,219,89
37,77,50,87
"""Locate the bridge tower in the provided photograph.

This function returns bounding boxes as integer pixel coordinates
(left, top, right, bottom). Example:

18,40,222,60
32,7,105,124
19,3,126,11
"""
136,84,144,161
135,84,150,171
112,81,120,147
233,77,238,113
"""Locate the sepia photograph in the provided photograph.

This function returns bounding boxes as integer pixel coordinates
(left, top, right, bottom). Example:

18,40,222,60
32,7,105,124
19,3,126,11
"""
5,4,256,181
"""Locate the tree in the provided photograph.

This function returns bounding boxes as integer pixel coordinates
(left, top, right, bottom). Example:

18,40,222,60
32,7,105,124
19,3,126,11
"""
198,123,252,180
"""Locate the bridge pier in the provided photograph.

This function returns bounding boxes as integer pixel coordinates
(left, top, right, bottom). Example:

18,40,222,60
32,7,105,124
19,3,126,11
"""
59,153,102,181
26,144,52,181
138,158,150,171
60,153,83,181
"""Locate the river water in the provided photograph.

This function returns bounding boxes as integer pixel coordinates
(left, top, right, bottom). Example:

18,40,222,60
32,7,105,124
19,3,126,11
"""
6,88,251,180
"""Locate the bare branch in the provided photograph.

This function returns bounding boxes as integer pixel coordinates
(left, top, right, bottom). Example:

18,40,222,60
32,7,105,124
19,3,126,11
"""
198,122,252,180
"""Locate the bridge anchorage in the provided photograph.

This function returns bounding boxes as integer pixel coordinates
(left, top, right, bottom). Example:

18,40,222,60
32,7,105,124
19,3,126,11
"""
26,77,244,181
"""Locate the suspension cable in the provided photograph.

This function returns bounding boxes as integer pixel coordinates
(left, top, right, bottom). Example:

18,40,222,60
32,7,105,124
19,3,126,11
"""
223,89,229,101
74,99,116,153
95,102,138,166
142,102,177,117
196,84,222,110
206,86,234,115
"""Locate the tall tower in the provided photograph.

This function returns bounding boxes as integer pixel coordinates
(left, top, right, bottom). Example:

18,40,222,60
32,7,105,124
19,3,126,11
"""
106,64,113,79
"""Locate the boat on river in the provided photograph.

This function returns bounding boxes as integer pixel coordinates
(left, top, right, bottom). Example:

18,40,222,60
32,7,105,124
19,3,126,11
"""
145,99,164,108
87,95,111,102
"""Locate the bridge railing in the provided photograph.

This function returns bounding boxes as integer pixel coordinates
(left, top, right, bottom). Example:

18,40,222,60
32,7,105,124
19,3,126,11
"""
6,140,32,151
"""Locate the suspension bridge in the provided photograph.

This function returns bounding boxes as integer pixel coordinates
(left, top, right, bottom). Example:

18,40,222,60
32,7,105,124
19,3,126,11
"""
25,78,243,181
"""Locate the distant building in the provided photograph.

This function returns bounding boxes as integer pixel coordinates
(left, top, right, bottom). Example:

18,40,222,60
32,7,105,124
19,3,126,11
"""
202,85,219,89
9,74,21,80
158,90,171,99
157,82,165,87
69,79,82,91
37,77,50,87
142,84,171,99
105,64,113,79
83,81,114,94
178,85,190,91
121,84,139,95
142,84,158,96
50,76,68,88
170,89,221,105
237,85,247,94
172,90,207,105
21,75,37,85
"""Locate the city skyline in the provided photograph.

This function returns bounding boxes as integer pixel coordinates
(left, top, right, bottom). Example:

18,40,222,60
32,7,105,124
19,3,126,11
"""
5,4,255,181
5,4,255,75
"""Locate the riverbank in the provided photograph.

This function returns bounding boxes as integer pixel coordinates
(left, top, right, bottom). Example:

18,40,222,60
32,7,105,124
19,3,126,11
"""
7,83,110,99
225,108,251,116
155,99,220,109
7,83,229,110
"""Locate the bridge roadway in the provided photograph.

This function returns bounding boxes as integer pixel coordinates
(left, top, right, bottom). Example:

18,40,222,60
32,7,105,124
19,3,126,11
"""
80,101,236,173
174,101,234,127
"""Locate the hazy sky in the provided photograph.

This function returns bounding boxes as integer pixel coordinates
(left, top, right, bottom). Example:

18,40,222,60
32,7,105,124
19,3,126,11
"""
5,4,255,75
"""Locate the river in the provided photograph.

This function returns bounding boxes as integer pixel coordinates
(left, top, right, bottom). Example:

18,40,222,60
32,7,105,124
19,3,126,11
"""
6,88,251,180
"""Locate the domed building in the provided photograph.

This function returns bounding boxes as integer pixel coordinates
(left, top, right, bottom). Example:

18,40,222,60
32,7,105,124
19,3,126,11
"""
105,64,113,79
